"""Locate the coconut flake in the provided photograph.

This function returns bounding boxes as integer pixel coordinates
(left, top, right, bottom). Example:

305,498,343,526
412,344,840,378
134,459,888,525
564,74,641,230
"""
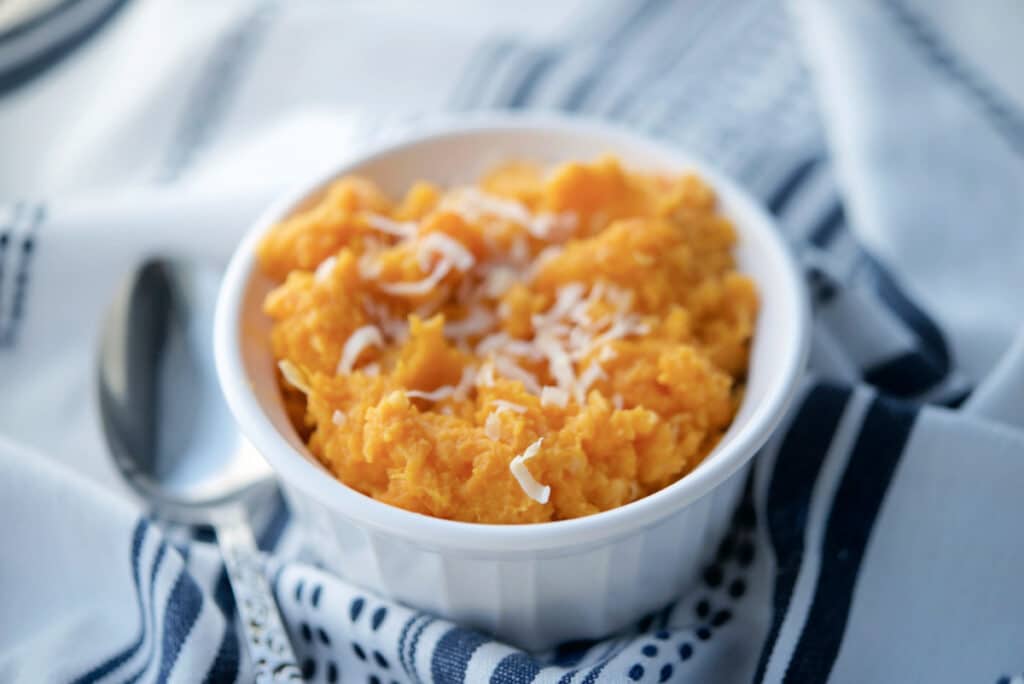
492,399,527,414
444,307,495,339
598,345,618,363
446,188,576,241
453,365,477,400
314,255,338,283
379,259,453,296
338,325,383,374
405,366,475,403
483,265,520,299
331,410,347,425
510,236,530,264
405,386,455,402
612,394,624,410
493,355,542,394
364,213,417,239
540,386,569,408
541,283,586,327
359,252,383,279
536,335,576,391
485,412,502,440
509,437,549,504
476,361,496,387
363,362,381,376
575,362,607,405
475,333,544,361
418,232,475,272
278,360,310,395
572,316,649,360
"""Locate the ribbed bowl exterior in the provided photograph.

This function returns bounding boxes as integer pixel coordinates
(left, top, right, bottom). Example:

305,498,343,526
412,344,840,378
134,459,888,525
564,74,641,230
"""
282,460,748,651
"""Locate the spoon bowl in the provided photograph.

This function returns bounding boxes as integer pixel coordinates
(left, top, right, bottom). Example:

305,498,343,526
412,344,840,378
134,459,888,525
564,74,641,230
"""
98,259,274,520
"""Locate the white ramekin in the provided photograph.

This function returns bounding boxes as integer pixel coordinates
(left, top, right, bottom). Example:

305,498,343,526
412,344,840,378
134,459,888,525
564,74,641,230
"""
214,114,810,651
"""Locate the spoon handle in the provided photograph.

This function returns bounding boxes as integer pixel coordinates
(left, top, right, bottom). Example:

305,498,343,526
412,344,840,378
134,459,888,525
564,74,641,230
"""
216,519,303,683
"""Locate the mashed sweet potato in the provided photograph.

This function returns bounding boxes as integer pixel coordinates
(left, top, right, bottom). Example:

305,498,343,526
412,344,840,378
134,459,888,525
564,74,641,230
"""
259,157,757,524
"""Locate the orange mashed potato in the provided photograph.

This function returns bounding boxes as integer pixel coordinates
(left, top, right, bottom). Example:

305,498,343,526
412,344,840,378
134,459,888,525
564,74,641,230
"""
259,157,757,524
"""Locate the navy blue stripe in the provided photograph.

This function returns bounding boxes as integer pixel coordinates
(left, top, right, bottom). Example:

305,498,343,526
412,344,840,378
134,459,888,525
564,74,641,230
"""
409,616,436,684
767,157,821,215
940,386,971,409
257,488,290,551
784,396,918,682
862,253,951,380
880,0,1024,157
808,201,845,248
600,0,666,46
71,520,150,684
0,0,87,41
157,2,275,182
397,613,423,678
506,49,560,108
490,653,541,684
561,0,667,111
201,568,239,684
557,670,578,684
450,40,515,109
429,627,492,684
578,638,632,684
0,202,23,341
0,0,131,97
602,0,733,118
863,351,946,397
656,600,676,629
753,384,852,683
123,541,175,684
2,205,43,346
155,570,204,683
552,639,599,668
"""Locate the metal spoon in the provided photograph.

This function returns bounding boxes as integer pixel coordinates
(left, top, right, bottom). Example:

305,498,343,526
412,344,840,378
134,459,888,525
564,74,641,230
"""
97,257,302,682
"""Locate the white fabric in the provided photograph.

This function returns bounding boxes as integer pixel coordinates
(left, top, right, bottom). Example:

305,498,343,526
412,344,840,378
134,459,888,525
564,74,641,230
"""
2,1,1024,682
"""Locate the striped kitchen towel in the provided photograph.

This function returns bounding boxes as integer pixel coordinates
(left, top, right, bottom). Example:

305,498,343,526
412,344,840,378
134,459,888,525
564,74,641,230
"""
2,0,1023,682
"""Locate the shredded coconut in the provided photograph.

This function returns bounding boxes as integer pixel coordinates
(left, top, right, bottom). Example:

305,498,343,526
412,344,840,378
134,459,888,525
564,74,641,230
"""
541,386,569,408
484,412,502,440
444,307,495,339
572,316,649,360
612,394,624,410
575,362,607,405
418,232,475,272
536,334,576,391
331,410,347,426
476,361,496,387
509,438,549,503
358,252,383,280
364,213,417,240
363,362,381,376
405,366,475,403
338,325,383,374
405,386,455,402
492,399,527,414
483,266,520,298
475,333,544,360
278,360,310,395
314,255,338,283
379,260,452,296
493,355,542,394
453,365,477,400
